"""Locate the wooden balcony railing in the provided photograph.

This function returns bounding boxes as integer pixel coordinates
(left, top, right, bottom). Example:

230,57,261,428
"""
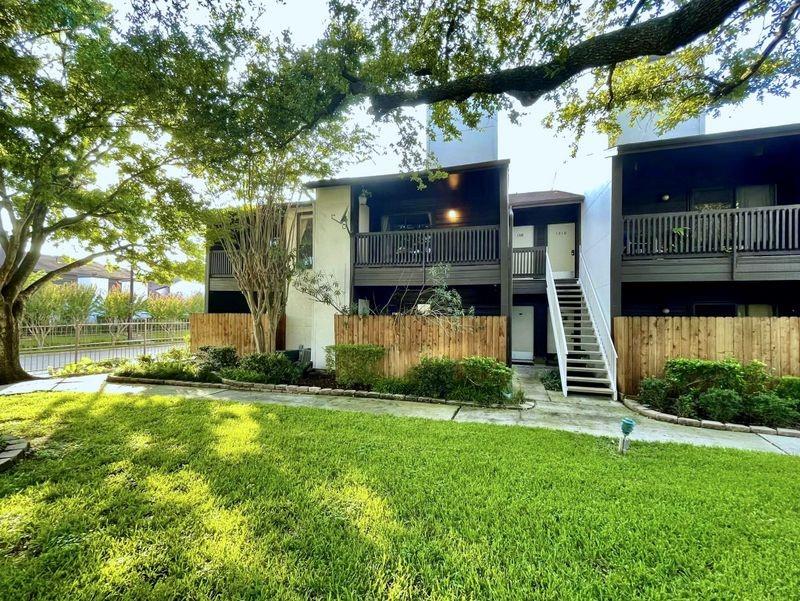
623,204,800,257
354,225,500,267
209,249,233,276
513,246,546,278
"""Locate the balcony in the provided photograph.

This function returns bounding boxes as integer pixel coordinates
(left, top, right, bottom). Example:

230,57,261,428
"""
352,225,502,286
209,249,233,276
622,204,800,282
354,225,500,267
512,246,546,278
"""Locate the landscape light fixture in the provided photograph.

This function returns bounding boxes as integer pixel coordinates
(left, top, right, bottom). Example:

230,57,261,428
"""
619,417,636,454
447,209,459,222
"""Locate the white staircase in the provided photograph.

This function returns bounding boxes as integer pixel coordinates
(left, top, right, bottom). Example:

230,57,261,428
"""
554,279,615,397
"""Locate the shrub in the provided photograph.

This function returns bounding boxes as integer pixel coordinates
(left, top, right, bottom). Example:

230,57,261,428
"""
405,357,459,398
50,357,125,377
218,367,270,383
540,369,562,391
325,344,385,388
675,393,698,418
116,360,209,382
238,352,300,384
451,356,514,405
195,345,238,380
696,387,743,423
746,393,800,428
638,377,674,413
664,358,744,395
741,361,775,397
373,377,412,395
775,376,800,401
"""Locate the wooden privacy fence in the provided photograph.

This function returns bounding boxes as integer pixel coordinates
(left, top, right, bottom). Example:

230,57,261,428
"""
334,315,508,377
190,313,285,356
614,316,800,395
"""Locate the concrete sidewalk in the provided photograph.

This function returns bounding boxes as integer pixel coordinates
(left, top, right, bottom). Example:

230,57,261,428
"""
2,371,799,456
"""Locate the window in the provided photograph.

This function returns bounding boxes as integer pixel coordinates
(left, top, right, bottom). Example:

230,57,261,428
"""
690,188,734,211
383,212,432,231
296,213,313,269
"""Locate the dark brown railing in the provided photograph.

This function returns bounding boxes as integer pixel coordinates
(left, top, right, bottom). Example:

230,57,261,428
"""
209,249,233,276
354,225,500,267
513,246,546,277
623,204,800,256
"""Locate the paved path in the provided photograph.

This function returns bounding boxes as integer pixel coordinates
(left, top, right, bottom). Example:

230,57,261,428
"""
1,369,798,456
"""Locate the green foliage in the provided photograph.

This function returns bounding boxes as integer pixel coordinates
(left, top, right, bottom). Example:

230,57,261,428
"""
746,393,800,428
540,369,562,392
49,357,125,377
238,352,300,385
372,377,412,395
696,388,743,423
115,348,220,383
57,284,100,326
664,358,744,396
377,356,516,405
195,345,239,381
100,289,147,322
146,294,197,322
451,356,514,405
741,361,776,397
676,394,698,419
218,367,271,384
325,344,386,388
405,357,459,398
775,377,800,401
641,358,799,427
638,377,674,414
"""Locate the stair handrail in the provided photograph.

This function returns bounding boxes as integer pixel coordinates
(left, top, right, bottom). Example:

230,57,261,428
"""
578,248,618,400
545,249,568,396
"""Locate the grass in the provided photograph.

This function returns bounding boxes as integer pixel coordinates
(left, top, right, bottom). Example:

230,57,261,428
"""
1,392,799,599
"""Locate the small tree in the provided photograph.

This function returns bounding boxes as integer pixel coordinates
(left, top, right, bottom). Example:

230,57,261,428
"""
99,289,147,344
146,294,194,337
209,196,298,353
20,281,62,349
57,284,100,359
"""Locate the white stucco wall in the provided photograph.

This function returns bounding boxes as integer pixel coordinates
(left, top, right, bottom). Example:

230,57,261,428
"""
284,185,352,367
580,176,613,325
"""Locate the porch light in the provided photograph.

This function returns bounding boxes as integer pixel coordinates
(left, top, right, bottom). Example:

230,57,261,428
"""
446,209,459,222
448,173,460,190
661,194,670,202
619,417,635,454
358,191,369,206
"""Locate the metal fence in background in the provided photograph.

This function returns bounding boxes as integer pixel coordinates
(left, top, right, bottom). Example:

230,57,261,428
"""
20,320,190,375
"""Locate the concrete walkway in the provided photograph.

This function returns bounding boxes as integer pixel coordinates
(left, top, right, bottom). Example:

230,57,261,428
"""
2,370,799,456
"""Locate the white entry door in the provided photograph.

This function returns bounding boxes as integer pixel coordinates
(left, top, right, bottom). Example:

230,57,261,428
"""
511,305,534,361
547,222,575,278
513,225,535,248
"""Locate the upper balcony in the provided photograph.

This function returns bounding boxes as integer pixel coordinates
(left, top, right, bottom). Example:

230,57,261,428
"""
621,204,800,281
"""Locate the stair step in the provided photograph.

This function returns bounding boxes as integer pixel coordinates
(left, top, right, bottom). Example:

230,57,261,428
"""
567,351,603,357
567,385,614,396
567,375,611,384
567,366,609,373
567,360,606,366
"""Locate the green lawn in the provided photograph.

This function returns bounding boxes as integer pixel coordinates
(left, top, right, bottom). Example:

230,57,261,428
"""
1,392,799,599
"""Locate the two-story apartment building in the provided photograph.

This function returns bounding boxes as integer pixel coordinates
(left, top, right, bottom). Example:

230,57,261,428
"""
609,123,800,319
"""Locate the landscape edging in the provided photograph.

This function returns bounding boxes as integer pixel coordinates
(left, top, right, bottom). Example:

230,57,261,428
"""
106,375,532,410
0,436,30,472
622,396,800,438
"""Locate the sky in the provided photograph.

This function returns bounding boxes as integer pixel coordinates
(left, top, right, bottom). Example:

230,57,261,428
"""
41,0,800,275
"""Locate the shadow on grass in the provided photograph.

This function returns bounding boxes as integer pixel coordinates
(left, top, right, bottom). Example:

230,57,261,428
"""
1,390,800,599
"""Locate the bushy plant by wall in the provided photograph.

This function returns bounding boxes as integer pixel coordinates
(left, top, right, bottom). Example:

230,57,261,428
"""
325,344,386,388
378,355,517,406
405,357,459,398
237,352,301,385
116,348,220,383
452,356,514,404
637,358,800,428
195,345,238,380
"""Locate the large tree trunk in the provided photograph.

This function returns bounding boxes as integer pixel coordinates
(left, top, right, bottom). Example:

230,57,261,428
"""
0,299,32,384
251,312,269,354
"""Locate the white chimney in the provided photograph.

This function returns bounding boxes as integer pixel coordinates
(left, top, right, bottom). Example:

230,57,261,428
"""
427,107,498,166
